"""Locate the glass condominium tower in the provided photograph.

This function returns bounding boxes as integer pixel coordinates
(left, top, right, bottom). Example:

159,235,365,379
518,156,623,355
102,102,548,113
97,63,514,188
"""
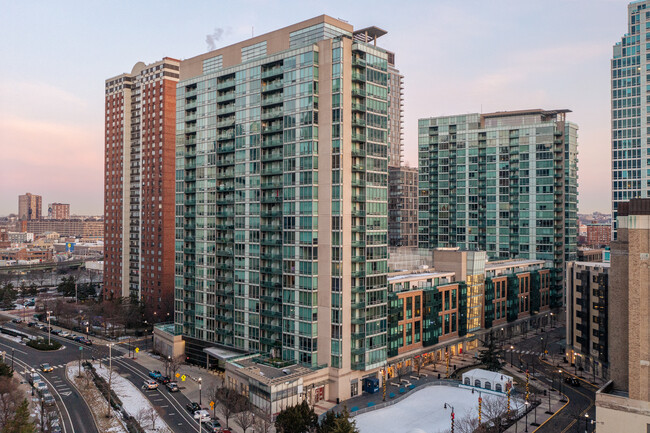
175,16,393,381
418,110,578,272
611,0,650,239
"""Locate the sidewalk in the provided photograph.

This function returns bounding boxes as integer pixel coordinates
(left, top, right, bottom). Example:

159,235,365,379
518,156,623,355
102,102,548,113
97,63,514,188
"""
501,363,568,432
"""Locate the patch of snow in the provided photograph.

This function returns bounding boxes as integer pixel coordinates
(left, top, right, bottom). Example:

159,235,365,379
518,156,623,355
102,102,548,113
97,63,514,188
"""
92,362,171,433
0,333,25,344
355,386,523,433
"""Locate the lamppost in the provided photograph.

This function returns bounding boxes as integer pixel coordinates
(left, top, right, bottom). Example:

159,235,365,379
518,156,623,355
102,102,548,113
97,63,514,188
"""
443,402,455,433
11,348,14,373
524,401,529,432
198,377,202,405
510,346,515,366
107,343,113,418
46,311,51,346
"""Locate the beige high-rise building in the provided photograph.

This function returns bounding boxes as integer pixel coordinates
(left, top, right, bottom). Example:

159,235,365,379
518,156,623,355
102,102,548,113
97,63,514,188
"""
18,193,42,221
48,203,70,220
596,198,650,431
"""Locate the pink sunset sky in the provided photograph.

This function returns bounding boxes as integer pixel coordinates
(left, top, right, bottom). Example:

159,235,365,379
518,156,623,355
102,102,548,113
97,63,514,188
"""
0,0,623,215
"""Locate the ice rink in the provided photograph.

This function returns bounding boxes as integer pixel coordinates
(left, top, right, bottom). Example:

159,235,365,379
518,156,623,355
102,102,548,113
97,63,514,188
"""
355,385,519,433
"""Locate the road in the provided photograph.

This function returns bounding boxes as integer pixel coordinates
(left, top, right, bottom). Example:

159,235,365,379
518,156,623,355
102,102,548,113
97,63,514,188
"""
0,321,211,433
509,327,597,433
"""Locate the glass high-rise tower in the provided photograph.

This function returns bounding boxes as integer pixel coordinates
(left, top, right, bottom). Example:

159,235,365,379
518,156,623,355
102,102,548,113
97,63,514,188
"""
176,16,397,382
418,109,579,272
611,0,650,239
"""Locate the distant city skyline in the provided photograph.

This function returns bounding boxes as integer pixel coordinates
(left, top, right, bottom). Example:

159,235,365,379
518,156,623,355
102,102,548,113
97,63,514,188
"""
0,0,625,215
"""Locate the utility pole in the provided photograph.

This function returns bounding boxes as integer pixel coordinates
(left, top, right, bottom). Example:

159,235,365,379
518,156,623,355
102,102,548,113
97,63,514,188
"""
107,343,113,418
199,377,202,405
47,311,51,345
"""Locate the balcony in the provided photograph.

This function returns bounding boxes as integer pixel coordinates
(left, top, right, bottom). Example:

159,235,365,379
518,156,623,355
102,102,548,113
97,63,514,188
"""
217,118,235,128
261,224,282,232
216,249,234,257
261,95,283,106
352,72,365,82
262,124,283,134
351,103,366,112
261,67,283,79
262,139,283,148
261,182,283,189
260,266,282,275
351,270,366,278
351,178,366,187
261,309,283,319
217,131,235,141
260,323,282,333
261,152,283,162
217,105,236,115
217,79,235,90
352,194,366,202
261,210,282,217
351,317,365,325
262,80,283,92
217,92,235,103
261,195,282,203
217,145,235,154
261,238,282,246
351,88,366,97
351,301,366,309
262,108,283,120
351,240,365,247
351,285,365,294
352,57,366,67
351,255,365,262
261,167,283,176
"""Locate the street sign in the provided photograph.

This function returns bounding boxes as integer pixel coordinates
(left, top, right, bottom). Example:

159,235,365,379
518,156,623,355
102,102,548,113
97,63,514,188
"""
79,347,83,351
135,347,139,353
209,401,214,409
176,373,180,378
181,374,186,382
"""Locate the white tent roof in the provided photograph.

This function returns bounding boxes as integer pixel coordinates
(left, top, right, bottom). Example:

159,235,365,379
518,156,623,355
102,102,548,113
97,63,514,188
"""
462,368,512,384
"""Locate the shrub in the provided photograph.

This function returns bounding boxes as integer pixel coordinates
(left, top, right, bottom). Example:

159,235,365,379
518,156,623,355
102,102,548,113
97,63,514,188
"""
26,339,61,351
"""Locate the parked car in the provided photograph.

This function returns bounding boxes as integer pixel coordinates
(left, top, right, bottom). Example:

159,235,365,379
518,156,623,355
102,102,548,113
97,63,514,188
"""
33,381,48,393
148,370,162,380
27,321,37,327
186,402,201,413
42,392,55,406
40,363,53,373
11,318,22,323
193,409,211,422
158,375,171,384
165,382,179,392
59,331,69,338
73,336,84,342
65,334,77,340
142,379,158,390
29,372,42,385
50,329,61,335
564,377,580,387
201,419,222,432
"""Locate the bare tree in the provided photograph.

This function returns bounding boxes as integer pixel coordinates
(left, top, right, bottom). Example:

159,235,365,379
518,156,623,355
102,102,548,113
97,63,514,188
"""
396,362,409,382
147,407,160,430
233,400,255,433
169,355,184,379
0,377,23,430
216,387,247,429
414,356,424,377
134,407,150,430
253,409,274,433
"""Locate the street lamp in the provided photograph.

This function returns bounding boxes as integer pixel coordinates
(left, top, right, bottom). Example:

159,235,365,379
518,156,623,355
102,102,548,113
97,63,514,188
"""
198,377,202,405
11,348,14,373
443,402,455,433
584,414,590,433
510,346,514,366
107,343,113,418
524,401,529,432
46,311,52,346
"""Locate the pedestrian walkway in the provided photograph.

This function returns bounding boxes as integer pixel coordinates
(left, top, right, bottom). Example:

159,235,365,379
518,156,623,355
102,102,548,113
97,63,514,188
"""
501,363,568,432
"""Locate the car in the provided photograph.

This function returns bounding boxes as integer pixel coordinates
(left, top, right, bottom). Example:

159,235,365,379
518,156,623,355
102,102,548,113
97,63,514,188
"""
58,331,69,338
33,381,48,393
42,392,55,406
149,370,162,380
27,321,37,327
11,318,22,323
564,377,581,387
38,324,47,331
29,372,42,385
81,338,92,346
165,382,179,392
50,329,61,336
201,420,222,432
40,363,53,373
25,301,35,307
186,402,201,413
142,379,158,390
193,409,211,422
73,336,84,342
158,375,171,384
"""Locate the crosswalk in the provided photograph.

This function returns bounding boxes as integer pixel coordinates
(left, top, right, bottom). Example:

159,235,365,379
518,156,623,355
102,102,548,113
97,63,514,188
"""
505,348,546,358
38,355,125,371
